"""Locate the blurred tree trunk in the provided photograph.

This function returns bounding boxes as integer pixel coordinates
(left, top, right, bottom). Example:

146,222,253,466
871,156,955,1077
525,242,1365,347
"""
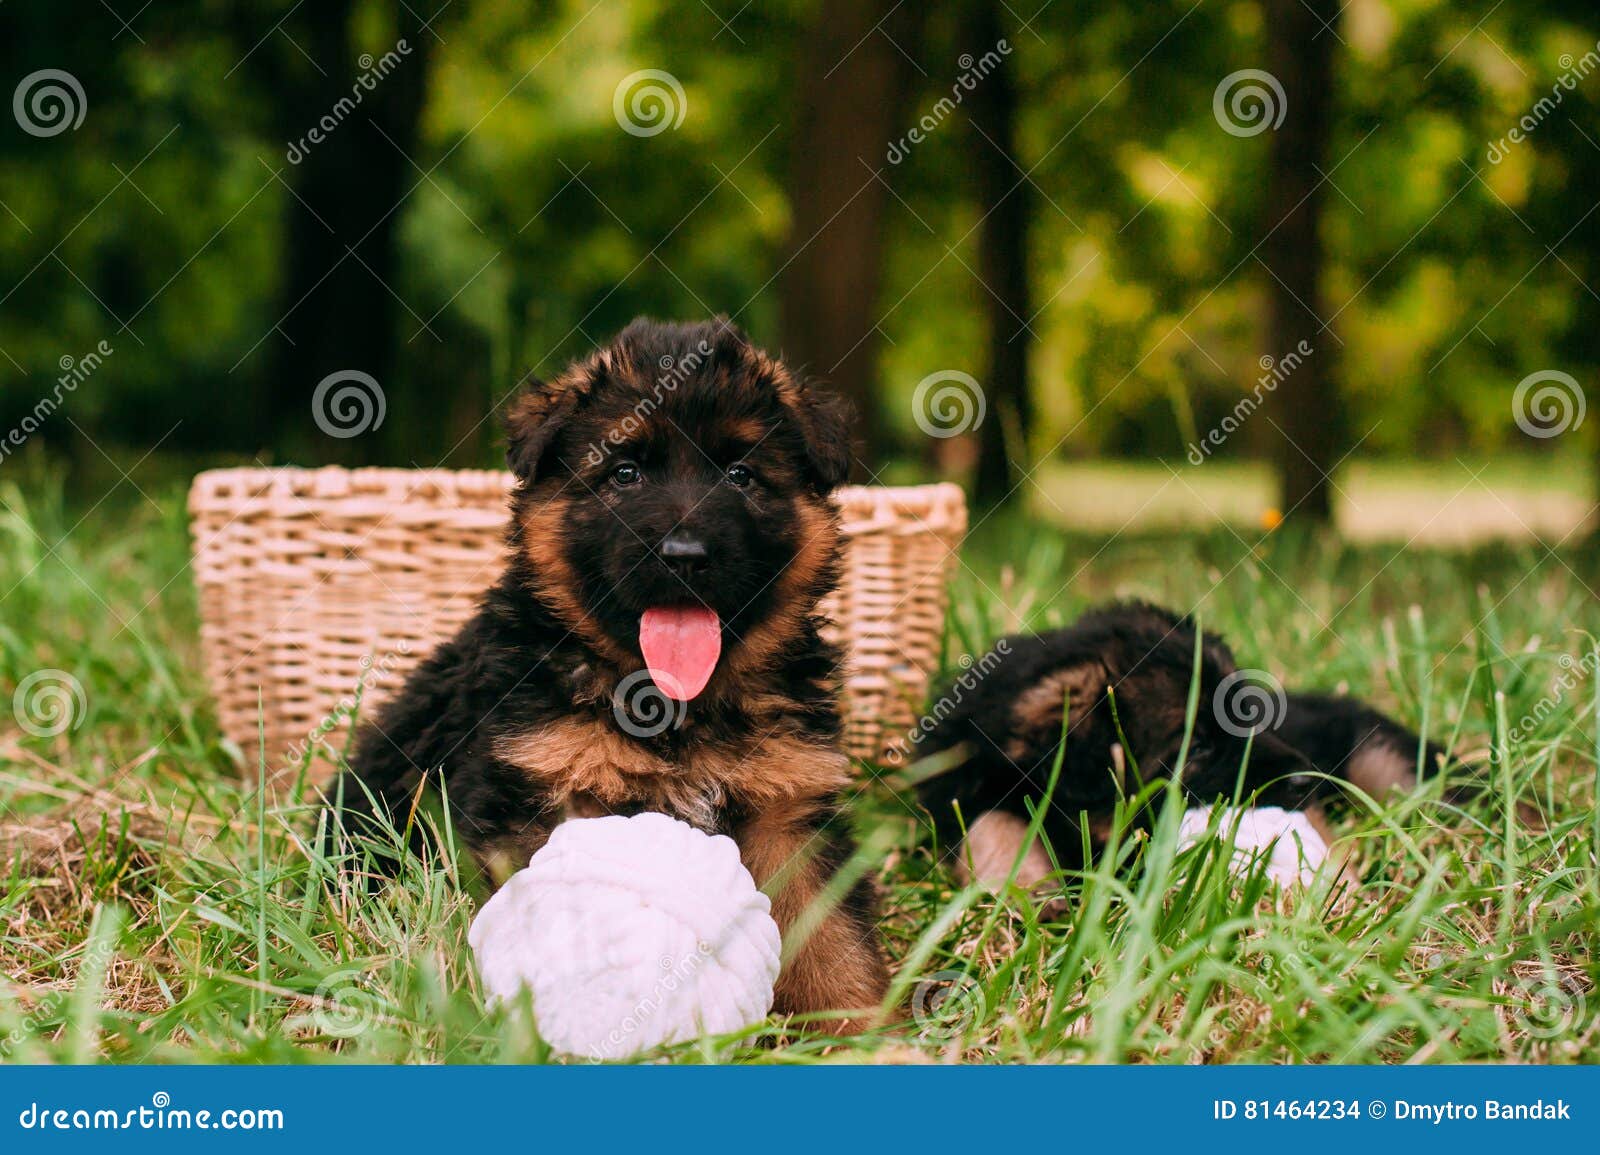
966,1,1030,508
264,2,431,465
1264,0,1342,522
781,0,925,475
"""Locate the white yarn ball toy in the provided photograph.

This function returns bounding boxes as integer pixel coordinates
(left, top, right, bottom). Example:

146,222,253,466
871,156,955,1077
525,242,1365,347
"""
1178,806,1329,887
468,812,781,1060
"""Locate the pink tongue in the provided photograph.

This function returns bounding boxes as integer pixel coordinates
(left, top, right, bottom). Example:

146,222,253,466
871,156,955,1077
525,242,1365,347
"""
639,606,723,701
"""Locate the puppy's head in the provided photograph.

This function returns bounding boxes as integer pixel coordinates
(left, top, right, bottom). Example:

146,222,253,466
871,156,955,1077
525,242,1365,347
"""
506,318,852,697
1107,621,1317,804
1180,651,1318,806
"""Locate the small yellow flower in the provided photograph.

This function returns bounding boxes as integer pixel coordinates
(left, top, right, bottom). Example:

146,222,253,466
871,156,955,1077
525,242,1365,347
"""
1261,507,1284,531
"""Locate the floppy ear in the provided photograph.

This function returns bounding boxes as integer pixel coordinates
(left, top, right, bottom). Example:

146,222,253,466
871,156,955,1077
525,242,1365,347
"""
791,388,854,493
505,377,581,481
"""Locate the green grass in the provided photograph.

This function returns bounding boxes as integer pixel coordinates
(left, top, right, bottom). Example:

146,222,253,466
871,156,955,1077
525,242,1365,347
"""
1,466,1597,1064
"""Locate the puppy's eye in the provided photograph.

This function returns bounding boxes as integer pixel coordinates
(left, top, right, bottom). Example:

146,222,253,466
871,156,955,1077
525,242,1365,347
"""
610,462,642,487
724,463,754,488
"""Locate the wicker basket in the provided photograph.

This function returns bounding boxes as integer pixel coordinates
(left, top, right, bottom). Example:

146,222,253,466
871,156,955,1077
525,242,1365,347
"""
188,467,965,771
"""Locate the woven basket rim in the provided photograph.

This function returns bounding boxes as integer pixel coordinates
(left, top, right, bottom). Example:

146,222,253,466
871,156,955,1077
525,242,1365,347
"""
188,466,966,517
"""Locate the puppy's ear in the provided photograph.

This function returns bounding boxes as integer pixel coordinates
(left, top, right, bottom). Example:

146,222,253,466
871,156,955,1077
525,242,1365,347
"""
791,388,854,493
505,377,581,481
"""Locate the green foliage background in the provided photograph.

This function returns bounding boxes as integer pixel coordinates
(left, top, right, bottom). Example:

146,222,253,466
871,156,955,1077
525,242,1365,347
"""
1,0,1595,467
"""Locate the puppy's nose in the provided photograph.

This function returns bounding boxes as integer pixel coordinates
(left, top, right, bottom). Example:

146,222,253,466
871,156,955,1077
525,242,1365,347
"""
660,530,709,572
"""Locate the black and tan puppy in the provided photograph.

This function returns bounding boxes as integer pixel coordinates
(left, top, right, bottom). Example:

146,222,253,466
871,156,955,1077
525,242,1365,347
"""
329,318,889,1030
916,602,1449,898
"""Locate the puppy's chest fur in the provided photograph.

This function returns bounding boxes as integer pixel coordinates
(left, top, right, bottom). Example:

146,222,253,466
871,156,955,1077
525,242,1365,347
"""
491,709,848,833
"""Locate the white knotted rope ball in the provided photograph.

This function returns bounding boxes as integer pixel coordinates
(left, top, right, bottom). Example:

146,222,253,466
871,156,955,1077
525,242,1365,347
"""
468,812,781,1060
1178,806,1329,887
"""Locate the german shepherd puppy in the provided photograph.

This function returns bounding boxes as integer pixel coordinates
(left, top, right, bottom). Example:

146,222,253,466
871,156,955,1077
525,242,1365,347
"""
329,318,889,1030
916,602,1449,896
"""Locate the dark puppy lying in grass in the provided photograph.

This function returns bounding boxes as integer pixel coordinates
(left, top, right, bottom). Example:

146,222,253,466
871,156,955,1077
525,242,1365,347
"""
917,601,1453,898
327,318,889,1031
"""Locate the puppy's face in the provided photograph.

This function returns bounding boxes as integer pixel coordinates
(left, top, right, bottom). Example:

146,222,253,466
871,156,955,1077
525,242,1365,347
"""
506,319,851,697
1089,641,1317,803
1181,657,1318,804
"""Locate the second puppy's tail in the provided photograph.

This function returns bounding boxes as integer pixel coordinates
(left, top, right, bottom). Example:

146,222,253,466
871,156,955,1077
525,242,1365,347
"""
1275,692,1459,802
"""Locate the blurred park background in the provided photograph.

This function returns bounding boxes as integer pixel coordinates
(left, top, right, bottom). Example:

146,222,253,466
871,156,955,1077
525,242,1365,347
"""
2,0,1598,541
